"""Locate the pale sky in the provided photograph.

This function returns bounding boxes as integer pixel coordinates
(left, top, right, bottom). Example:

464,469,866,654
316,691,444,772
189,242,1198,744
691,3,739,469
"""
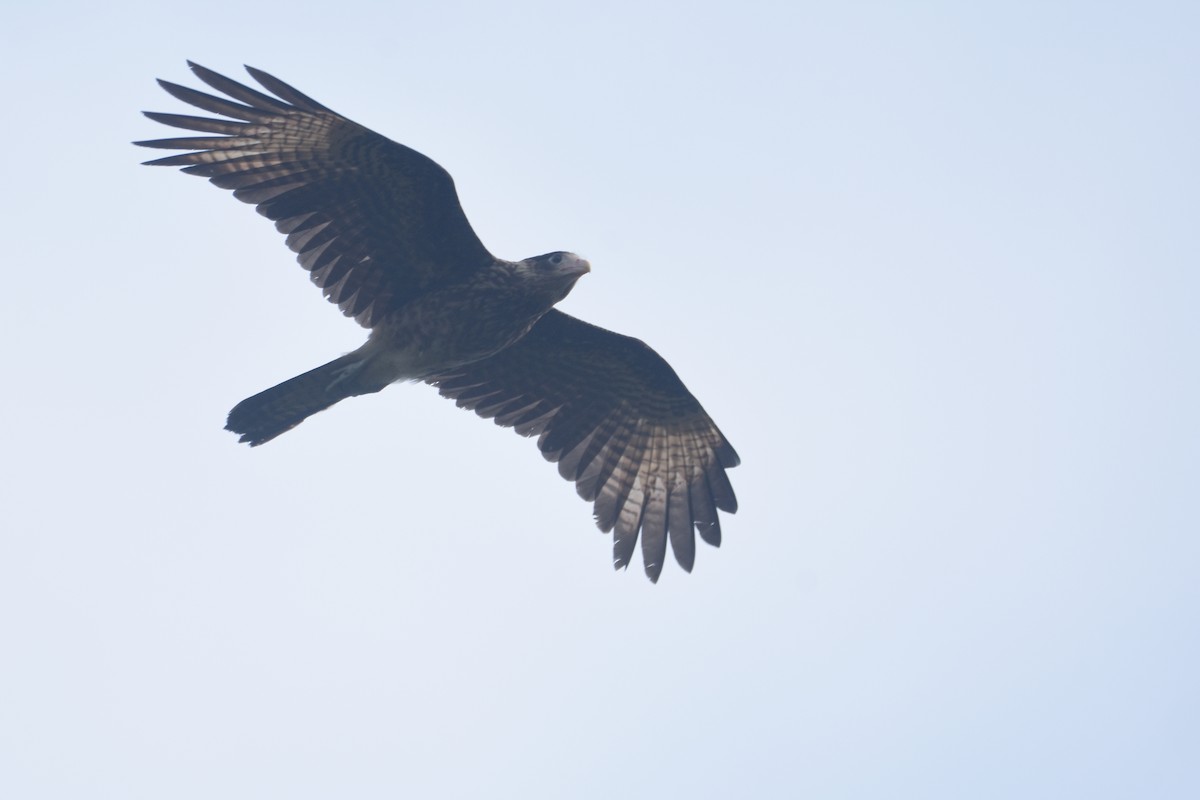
2,1,1197,797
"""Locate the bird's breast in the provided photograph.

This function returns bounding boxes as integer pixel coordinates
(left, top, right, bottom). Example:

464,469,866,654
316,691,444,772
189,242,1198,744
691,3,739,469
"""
364,285,547,382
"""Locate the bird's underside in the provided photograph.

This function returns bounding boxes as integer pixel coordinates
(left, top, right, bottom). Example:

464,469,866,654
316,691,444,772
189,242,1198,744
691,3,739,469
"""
138,62,740,582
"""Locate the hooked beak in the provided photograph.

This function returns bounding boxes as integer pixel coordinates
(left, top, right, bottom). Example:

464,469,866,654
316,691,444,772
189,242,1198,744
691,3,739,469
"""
565,254,591,277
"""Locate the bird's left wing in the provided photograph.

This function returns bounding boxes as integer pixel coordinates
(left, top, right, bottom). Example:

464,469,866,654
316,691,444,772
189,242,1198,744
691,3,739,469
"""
136,63,495,328
427,310,739,582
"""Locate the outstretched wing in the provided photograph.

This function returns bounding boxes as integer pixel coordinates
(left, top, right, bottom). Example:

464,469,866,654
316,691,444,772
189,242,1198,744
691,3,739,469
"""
136,62,495,328
428,310,739,582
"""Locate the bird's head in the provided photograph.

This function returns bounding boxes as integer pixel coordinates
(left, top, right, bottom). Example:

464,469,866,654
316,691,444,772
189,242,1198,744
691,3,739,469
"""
516,251,591,304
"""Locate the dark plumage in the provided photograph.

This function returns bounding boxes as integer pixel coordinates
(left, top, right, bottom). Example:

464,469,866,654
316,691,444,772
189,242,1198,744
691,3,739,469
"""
137,62,739,581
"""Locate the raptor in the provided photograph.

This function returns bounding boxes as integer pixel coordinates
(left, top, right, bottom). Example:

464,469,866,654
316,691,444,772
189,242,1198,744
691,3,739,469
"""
138,63,739,581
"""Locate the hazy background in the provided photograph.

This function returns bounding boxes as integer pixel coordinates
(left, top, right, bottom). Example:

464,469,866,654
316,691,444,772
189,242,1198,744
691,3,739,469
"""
2,1,1196,797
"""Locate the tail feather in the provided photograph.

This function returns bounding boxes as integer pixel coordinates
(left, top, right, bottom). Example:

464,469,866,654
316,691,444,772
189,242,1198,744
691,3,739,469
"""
226,353,371,446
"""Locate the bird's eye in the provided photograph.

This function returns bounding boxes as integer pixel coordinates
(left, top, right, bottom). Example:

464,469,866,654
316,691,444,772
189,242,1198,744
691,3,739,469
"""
550,254,563,265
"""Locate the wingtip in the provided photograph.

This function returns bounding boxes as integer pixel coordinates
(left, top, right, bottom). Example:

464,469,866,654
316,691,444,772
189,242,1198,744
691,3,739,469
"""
242,65,276,89
719,439,742,469
186,61,224,85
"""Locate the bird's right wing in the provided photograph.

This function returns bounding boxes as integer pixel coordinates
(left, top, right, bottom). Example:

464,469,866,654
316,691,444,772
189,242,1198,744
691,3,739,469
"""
427,310,740,582
136,62,495,328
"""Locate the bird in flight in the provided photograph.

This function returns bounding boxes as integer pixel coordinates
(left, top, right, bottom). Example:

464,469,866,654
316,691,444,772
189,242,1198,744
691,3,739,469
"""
137,62,739,581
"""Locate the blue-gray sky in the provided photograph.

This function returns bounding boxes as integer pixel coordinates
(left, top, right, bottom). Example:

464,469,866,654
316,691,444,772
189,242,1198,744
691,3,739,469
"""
1,1,1196,797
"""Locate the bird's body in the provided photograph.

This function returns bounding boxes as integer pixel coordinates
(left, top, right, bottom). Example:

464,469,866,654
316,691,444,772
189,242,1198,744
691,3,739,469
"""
364,254,592,380
139,63,739,581
227,253,591,443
